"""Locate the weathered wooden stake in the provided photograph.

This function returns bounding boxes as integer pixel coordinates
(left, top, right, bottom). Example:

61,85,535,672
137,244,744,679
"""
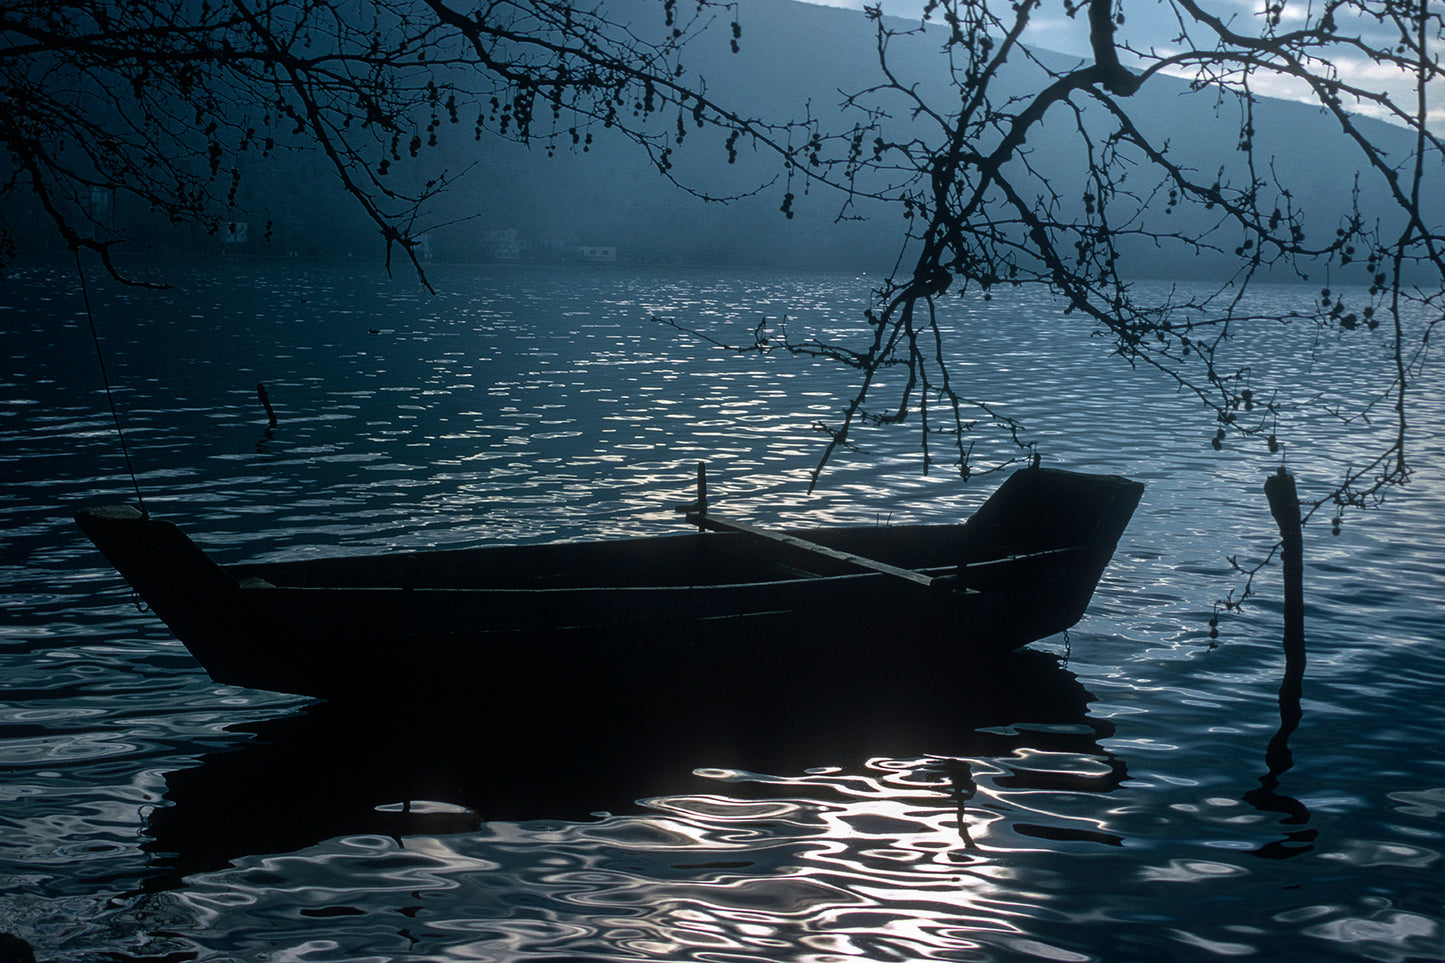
1244,468,1313,841
257,382,278,428
1263,467,1306,675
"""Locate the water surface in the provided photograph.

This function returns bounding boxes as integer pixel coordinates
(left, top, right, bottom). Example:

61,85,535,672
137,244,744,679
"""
2,259,1441,961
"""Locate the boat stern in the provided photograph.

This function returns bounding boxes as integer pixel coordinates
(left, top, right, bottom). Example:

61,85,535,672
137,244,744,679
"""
75,505,241,646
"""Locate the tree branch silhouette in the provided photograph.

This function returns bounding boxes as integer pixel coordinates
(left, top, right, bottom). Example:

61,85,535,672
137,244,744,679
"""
4,0,1440,619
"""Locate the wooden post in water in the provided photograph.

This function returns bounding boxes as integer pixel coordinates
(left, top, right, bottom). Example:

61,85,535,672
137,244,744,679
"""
1263,467,1305,676
1244,468,1313,845
257,382,278,428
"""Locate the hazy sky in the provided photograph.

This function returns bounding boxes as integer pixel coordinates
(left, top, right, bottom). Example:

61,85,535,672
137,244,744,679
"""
793,0,1433,126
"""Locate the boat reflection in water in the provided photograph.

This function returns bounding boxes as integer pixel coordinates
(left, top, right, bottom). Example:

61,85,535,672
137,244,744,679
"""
139,645,1127,893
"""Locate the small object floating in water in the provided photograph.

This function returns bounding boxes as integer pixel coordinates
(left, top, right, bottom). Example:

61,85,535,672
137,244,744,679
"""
373,800,481,836
73,463,1143,702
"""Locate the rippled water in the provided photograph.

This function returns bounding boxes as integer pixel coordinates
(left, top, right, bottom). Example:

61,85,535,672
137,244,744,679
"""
2,259,1441,962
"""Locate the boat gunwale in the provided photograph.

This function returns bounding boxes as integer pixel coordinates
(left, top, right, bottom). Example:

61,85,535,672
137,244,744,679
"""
222,521,972,564
230,563,989,596
222,537,1089,596
221,521,1006,593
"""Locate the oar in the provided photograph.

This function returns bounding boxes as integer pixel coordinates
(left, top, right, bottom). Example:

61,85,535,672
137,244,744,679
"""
674,462,960,592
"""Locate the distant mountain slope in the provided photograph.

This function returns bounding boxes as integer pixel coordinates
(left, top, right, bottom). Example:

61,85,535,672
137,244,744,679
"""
418,0,1422,278
36,0,1418,276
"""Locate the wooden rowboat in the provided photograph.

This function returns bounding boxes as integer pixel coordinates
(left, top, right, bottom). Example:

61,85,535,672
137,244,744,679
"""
75,465,1143,701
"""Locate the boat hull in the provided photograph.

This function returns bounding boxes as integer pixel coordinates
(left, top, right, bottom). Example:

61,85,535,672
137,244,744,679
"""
75,467,1144,700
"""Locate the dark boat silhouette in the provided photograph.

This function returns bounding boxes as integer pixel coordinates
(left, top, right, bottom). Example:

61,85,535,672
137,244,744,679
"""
75,465,1143,701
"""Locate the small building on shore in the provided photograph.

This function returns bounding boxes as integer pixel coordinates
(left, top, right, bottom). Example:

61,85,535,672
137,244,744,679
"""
577,245,618,263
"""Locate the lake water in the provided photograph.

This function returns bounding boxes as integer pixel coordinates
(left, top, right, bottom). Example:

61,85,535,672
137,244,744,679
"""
2,259,1441,962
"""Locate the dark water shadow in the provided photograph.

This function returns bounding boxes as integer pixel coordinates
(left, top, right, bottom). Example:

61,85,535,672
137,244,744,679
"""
137,645,1127,893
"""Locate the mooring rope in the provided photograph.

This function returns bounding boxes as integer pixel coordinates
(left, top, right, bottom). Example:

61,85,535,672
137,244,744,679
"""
75,248,148,518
